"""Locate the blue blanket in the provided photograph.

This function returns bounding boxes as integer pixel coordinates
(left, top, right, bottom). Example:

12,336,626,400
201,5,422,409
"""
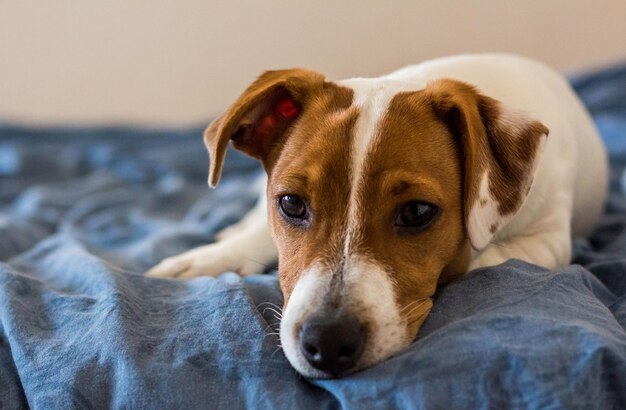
1,64,626,409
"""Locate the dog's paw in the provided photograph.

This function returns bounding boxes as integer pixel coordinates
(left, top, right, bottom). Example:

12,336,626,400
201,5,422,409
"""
146,241,265,279
146,223,278,279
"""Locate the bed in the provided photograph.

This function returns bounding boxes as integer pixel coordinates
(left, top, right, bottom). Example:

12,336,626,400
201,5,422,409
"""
1,63,625,409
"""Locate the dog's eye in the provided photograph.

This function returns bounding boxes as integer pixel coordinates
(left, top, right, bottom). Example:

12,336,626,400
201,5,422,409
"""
395,201,439,230
279,195,308,219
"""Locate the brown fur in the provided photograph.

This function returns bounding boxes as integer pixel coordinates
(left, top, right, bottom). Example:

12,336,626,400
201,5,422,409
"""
268,85,356,301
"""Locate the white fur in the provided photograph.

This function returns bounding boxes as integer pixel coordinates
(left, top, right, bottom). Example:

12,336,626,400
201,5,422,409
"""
342,257,409,369
337,79,395,256
468,172,501,250
280,265,331,378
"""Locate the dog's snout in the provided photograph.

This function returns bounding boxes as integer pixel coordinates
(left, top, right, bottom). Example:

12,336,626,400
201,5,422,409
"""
299,313,366,376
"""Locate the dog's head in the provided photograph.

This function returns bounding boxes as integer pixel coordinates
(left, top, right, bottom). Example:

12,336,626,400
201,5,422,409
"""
205,69,547,377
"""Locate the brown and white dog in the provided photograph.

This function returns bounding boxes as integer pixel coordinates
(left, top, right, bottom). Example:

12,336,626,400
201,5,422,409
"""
147,54,608,378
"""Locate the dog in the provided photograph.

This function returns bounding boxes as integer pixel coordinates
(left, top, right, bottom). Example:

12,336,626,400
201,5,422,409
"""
147,54,608,378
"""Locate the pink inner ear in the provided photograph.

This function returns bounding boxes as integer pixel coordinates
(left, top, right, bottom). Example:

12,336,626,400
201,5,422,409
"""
254,98,300,139
255,113,278,138
274,97,300,119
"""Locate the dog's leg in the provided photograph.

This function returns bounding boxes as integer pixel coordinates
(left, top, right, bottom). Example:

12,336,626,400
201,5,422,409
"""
469,209,572,271
146,187,277,279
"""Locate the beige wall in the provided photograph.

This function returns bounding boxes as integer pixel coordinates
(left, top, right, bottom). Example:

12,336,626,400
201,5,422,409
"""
1,1,625,125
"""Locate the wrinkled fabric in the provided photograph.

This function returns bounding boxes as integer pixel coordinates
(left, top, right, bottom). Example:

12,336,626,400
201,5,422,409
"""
1,64,625,409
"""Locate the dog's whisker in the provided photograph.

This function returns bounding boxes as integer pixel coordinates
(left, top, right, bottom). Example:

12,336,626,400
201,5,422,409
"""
403,299,430,319
399,301,420,314
257,301,276,308
399,297,431,314
403,301,424,316
406,302,434,327
271,345,284,359
267,320,281,332
257,302,283,311
263,307,283,319
407,314,428,328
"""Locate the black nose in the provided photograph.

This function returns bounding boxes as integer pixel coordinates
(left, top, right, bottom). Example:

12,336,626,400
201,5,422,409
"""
299,313,366,376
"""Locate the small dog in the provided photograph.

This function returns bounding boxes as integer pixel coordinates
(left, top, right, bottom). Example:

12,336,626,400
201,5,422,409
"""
148,54,608,378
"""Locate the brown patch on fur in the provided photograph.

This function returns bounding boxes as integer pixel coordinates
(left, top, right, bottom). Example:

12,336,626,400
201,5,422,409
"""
477,96,548,215
425,79,547,244
490,223,498,234
480,199,487,207
266,83,357,303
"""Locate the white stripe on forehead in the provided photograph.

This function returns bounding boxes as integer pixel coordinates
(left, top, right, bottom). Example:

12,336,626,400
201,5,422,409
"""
342,79,393,177
338,78,410,254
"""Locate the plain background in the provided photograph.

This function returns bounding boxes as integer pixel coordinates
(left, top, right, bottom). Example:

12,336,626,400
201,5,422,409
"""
1,1,625,125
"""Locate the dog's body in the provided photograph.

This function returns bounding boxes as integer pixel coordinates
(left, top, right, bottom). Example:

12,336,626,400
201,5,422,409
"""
148,54,608,378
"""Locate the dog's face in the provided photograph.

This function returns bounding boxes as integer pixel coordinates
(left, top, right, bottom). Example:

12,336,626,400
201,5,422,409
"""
205,69,547,378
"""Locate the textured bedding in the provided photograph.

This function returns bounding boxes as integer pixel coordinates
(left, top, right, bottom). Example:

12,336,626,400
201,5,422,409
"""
1,64,626,409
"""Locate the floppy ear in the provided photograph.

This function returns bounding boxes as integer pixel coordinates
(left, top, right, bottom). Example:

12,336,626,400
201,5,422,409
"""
426,79,549,251
204,69,325,187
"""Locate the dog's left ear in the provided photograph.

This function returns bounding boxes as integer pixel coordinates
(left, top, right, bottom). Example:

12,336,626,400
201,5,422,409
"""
426,79,549,251
204,69,325,187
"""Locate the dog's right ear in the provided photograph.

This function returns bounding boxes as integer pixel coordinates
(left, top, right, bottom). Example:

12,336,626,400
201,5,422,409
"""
204,69,325,187
425,79,548,251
